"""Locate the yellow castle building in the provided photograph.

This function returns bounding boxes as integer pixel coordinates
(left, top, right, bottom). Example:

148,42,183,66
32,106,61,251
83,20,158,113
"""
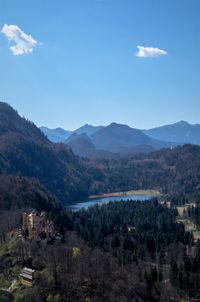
22,211,54,240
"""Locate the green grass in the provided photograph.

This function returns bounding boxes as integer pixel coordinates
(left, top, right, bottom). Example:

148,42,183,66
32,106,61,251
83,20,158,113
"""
0,236,22,288
0,235,18,257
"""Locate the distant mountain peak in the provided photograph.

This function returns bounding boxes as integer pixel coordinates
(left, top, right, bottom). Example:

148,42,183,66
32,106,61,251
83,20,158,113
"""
91,122,157,153
144,120,200,145
54,127,67,131
73,124,104,136
109,122,131,129
66,132,91,143
176,120,190,126
40,126,72,142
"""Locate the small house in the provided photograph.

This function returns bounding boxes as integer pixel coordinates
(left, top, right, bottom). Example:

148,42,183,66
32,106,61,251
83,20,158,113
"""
127,225,135,232
20,267,35,287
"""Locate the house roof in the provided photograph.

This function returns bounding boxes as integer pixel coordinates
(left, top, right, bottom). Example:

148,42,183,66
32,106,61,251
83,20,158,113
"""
20,272,33,280
23,267,35,273
20,267,35,280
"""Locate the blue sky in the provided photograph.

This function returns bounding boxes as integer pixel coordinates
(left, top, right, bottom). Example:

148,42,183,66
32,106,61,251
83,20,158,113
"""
0,0,200,130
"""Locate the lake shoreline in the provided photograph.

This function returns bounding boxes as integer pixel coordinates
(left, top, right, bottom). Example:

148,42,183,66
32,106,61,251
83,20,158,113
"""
89,189,160,200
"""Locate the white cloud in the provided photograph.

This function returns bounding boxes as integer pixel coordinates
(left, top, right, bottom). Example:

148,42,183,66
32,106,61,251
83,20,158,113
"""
1,24,38,55
135,45,167,58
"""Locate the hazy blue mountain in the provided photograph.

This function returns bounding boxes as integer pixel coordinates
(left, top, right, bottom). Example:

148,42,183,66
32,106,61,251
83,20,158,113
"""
66,133,113,158
74,124,104,136
143,121,200,145
91,122,173,153
66,133,96,156
40,126,72,142
40,122,180,157
40,124,103,143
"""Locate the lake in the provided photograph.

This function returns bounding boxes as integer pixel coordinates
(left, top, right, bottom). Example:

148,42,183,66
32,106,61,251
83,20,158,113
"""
68,194,152,210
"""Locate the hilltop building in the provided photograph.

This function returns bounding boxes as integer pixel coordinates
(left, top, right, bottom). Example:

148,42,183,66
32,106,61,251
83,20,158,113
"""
22,211,54,241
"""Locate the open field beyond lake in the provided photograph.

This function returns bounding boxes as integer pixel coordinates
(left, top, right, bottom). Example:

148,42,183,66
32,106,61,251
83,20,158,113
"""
90,189,161,199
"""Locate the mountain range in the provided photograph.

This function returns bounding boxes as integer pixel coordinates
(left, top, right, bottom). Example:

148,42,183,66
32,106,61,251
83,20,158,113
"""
1,102,200,209
144,120,200,144
40,120,200,158
40,126,72,142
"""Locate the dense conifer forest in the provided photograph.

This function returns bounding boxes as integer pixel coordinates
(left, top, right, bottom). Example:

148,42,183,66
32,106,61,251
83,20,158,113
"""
2,200,200,301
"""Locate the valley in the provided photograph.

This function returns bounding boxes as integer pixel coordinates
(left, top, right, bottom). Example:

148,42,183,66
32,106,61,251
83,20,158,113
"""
1,103,200,301
67,192,154,210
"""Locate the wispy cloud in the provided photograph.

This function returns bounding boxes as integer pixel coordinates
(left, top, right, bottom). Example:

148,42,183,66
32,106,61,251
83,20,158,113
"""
1,24,38,55
135,45,167,58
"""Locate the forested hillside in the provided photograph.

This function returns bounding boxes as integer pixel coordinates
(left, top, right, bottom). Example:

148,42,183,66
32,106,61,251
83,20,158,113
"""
0,103,102,204
91,144,200,203
0,175,60,211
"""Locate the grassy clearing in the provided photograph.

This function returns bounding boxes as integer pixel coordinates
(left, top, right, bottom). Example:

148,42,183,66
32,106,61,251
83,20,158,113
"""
177,206,187,217
176,205,200,239
0,236,21,289
193,231,200,241
185,221,196,232
0,236,17,257
90,189,160,199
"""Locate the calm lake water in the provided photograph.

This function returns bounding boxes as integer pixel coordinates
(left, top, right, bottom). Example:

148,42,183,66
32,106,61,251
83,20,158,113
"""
68,194,152,210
